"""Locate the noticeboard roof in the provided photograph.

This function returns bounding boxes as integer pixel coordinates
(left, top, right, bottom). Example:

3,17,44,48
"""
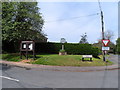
21,41,34,43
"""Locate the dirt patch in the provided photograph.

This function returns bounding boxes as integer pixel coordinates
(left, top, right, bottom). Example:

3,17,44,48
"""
20,59,33,63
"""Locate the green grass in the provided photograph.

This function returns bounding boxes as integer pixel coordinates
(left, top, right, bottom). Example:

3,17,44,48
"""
1,53,113,67
2,53,22,62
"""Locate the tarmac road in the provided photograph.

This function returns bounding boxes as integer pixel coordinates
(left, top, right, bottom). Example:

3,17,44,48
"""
1,64,118,88
108,54,118,64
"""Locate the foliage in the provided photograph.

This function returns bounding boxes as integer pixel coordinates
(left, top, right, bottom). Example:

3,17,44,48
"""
104,30,114,40
79,33,88,44
59,49,66,53
93,40,116,54
116,38,120,54
2,2,46,42
35,43,100,57
60,38,67,43
2,42,100,57
2,53,21,62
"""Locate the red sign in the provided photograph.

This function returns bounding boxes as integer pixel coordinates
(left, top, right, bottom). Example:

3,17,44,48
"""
102,40,110,46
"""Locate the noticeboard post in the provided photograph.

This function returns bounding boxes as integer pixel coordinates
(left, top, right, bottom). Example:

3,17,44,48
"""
20,41,36,60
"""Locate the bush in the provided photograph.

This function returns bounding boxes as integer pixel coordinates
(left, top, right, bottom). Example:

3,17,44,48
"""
35,42,100,57
2,41,100,57
59,49,66,53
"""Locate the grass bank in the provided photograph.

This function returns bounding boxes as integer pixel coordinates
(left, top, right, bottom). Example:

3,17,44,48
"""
2,53,113,67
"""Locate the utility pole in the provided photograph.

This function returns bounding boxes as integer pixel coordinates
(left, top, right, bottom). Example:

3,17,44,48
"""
101,11,106,61
98,0,106,61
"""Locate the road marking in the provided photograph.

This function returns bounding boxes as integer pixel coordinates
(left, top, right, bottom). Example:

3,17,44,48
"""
0,76,19,82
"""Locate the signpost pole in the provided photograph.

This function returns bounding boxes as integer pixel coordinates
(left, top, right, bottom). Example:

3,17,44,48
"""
62,44,64,50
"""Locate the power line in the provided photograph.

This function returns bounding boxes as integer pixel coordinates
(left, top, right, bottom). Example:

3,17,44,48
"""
45,13,99,23
98,0,102,12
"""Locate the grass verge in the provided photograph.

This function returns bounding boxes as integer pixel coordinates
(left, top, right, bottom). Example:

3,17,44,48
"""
2,53,113,67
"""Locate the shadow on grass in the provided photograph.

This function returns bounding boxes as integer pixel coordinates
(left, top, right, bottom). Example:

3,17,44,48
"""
82,60,93,62
26,55,42,60
93,56,101,59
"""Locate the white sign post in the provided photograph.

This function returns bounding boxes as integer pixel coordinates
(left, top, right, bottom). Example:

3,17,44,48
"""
60,38,66,50
102,40,110,62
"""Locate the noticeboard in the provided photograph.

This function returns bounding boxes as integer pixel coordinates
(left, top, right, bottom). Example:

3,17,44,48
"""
20,41,34,51
20,41,35,60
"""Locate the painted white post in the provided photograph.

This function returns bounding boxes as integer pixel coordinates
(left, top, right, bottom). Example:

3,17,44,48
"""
62,44,64,50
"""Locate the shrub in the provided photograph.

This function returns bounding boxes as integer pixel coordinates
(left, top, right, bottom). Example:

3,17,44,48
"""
3,41,100,57
35,43,100,57
59,49,66,53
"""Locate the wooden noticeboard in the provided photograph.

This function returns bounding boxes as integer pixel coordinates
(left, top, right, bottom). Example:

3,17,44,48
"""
20,41,35,60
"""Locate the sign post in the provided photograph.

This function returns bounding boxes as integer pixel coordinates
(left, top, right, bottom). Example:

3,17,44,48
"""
60,38,66,50
102,40,110,47
102,39,110,61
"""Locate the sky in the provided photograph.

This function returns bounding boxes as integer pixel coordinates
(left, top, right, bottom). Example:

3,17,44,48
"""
38,1,118,44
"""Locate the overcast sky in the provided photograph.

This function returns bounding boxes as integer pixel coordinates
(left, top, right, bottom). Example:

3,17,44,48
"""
38,2,118,44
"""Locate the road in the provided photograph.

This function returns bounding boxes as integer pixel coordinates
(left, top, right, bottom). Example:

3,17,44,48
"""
1,55,119,88
108,54,118,64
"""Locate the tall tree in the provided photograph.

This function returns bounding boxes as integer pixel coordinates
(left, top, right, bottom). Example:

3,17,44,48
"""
2,2,45,42
79,33,88,44
60,38,67,43
104,30,114,40
116,38,120,54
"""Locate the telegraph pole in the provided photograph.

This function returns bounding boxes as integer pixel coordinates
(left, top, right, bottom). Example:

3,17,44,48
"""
98,0,106,61
101,11,106,61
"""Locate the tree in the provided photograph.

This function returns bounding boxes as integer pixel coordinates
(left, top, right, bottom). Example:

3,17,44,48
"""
93,30,116,54
60,38,67,43
2,2,46,42
79,33,88,44
104,30,114,40
116,38,120,54
93,39,116,54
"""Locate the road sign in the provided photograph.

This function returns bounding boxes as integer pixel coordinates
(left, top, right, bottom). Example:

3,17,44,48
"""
60,38,66,43
102,47,110,51
102,39,110,46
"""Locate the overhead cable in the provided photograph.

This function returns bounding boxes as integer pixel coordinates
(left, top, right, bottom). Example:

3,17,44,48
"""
45,13,99,23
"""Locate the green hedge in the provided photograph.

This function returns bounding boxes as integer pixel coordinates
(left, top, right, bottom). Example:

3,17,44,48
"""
35,42,100,57
2,41,100,57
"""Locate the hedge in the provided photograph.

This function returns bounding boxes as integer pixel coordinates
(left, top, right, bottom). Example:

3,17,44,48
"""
35,42,100,57
2,41,100,57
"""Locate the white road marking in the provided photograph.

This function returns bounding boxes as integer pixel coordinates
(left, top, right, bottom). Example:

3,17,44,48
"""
0,76,19,82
